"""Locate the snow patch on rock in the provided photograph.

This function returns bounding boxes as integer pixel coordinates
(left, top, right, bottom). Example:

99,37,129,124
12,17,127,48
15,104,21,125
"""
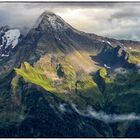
107,41,111,45
104,64,111,69
4,29,20,49
1,53,9,57
48,15,57,29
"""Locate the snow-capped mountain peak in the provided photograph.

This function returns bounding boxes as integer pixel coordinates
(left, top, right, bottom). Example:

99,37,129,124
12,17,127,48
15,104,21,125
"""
33,11,70,30
0,29,20,58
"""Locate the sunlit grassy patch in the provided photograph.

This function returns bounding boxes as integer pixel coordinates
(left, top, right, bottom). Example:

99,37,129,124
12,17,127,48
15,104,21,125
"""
15,62,55,93
99,68,112,84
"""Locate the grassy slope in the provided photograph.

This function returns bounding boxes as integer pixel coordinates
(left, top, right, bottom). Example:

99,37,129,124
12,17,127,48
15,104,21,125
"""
16,62,54,92
14,51,140,111
15,55,103,108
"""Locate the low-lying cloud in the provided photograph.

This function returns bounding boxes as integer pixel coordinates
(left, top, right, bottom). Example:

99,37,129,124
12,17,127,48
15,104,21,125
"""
71,104,140,123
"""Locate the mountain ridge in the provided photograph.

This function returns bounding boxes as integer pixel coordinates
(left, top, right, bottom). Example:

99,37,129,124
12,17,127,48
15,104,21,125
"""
0,11,140,77
0,10,140,137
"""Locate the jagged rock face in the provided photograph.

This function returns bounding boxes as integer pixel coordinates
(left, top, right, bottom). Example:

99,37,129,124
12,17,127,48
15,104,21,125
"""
34,11,70,32
91,45,130,68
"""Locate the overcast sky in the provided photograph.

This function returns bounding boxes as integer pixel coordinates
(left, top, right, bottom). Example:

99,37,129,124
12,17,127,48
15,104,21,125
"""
0,2,140,41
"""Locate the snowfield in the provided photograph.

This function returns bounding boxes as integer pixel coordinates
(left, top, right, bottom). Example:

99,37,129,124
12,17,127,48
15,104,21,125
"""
0,29,20,58
4,29,20,49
